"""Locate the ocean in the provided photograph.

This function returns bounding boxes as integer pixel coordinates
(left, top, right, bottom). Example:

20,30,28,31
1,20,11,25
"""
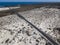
0,2,49,7
0,2,59,7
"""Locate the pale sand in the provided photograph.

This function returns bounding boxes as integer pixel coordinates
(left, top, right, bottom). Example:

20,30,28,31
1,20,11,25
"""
0,7,20,11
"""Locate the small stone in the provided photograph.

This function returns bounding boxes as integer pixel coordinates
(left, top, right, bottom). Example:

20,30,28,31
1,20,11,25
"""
53,28,60,32
57,39,60,43
29,41,32,43
36,43,38,45
46,42,51,45
10,32,14,35
9,41,12,43
47,28,51,30
1,41,4,44
26,31,31,36
36,39,39,43
33,32,37,35
18,30,21,33
5,39,9,43
28,24,30,26
22,27,25,29
21,24,24,26
13,38,15,40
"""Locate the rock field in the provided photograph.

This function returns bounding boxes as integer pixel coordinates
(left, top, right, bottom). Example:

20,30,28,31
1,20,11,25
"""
0,7,60,45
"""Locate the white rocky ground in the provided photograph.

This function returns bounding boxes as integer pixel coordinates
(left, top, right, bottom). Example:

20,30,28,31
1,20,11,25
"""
19,7,60,43
0,7,60,45
0,15,46,45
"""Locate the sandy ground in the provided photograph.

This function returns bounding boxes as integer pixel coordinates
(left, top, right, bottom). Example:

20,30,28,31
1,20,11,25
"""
0,7,60,45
